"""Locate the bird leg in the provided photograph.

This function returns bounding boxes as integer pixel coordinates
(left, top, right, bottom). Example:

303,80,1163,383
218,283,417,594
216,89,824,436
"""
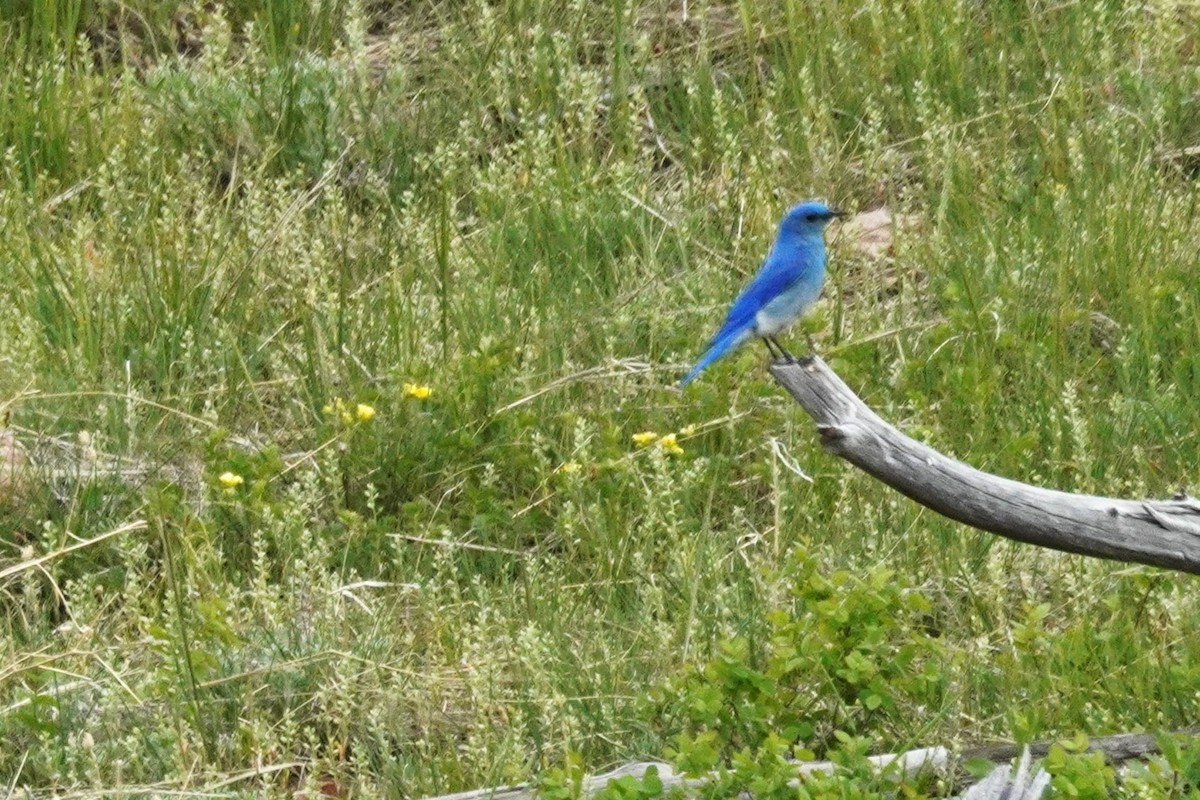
761,337,782,361
767,335,796,364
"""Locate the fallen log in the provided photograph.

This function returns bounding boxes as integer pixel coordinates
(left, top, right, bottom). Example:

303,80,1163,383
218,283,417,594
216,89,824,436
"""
423,730,1197,800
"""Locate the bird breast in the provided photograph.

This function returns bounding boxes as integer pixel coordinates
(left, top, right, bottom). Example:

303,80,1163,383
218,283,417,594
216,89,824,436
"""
753,273,825,336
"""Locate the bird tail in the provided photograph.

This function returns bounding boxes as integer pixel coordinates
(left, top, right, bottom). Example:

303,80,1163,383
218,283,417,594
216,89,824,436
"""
679,328,747,387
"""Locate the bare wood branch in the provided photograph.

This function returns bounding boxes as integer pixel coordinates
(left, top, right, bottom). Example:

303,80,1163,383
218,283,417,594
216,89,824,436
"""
962,728,1199,764
421,730,1198,800
427,749,949,800
768,356,1200,574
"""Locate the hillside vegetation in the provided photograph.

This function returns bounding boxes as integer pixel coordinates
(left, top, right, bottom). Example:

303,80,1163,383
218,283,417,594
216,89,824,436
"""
3,1,1200,797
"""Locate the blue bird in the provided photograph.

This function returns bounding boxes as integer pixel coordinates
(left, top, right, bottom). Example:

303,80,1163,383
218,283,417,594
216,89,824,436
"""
680,201,845,387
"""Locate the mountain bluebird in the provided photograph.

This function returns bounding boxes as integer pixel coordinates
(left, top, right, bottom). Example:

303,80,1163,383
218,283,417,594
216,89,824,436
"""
680,201,844,387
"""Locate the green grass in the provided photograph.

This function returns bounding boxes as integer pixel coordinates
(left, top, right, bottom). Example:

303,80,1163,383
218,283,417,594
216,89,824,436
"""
3,0,1200,796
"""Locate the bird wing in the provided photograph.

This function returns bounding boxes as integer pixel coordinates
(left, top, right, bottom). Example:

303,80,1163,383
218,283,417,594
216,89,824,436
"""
704,254,800,346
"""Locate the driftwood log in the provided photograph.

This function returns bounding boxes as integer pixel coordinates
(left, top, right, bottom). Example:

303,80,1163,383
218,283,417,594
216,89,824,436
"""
768,356,1200,575
426,730,1197,800
430,749,944,800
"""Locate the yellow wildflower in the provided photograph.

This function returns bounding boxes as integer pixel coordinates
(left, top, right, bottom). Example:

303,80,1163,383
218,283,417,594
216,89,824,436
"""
325,398,354,422
356,403,376,422
679,424,698,437
404,383,432,400
632,431,659,447
218,471,244,489
658,433,684,456
556,461,582,475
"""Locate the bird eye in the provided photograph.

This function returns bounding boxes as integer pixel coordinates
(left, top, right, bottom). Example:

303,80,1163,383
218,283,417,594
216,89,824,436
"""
804,213,819,222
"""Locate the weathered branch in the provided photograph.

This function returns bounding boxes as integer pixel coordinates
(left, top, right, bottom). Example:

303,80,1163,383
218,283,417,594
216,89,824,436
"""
961,729,1199,764
428,750,951,800
423,730,1199,800
769,356,1200,574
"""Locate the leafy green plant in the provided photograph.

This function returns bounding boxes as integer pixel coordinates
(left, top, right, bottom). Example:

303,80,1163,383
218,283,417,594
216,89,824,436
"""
1119,733,1200,798
1042,735,1116,798
537,752,588,800
662,550,946,764
595,766,668,800
642,549,946,798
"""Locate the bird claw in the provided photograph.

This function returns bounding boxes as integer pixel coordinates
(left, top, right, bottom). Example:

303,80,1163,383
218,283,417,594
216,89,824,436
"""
763,336,797,364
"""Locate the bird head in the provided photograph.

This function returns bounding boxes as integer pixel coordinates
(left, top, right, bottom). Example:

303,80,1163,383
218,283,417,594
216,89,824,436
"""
779,201,845,239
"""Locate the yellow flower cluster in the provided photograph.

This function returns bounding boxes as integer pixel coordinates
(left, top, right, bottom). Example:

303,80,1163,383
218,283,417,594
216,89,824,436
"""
323,398,378,425
218,471,244,489
632,431,659,447
658,433,683,456
631,428,690,456
403,383,432,400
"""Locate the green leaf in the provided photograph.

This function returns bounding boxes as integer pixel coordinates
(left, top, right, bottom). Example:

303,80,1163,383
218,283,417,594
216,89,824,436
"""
964,757,998,780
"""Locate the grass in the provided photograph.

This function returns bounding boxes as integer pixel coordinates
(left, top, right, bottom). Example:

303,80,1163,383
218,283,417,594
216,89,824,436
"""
2,0,1200,796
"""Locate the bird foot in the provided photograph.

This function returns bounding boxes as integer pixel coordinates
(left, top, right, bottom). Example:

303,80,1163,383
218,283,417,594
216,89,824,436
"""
764,336,798,364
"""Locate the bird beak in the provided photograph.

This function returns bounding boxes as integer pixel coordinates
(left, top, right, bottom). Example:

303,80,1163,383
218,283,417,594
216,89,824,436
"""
829,209,848,219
